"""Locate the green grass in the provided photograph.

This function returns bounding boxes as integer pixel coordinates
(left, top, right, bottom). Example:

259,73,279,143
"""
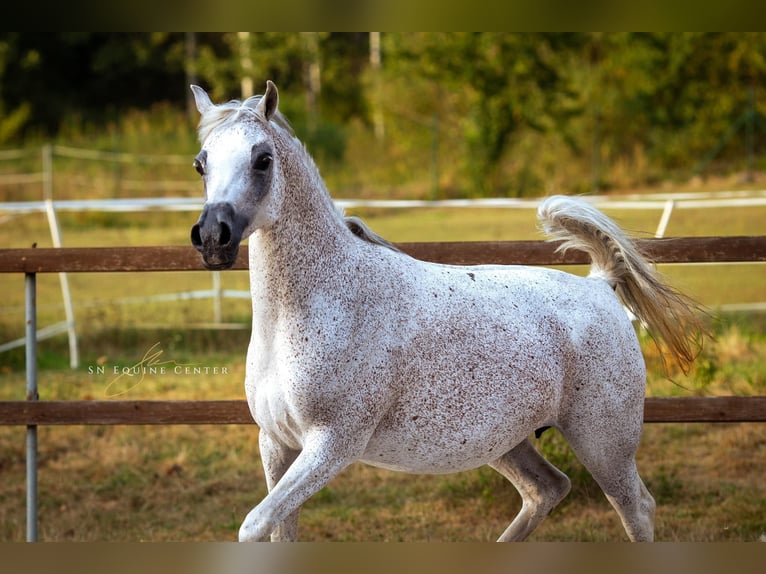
0,419,763,541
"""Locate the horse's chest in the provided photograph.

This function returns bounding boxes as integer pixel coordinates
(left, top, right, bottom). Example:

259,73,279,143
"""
245,336,359,446
249,379,305,449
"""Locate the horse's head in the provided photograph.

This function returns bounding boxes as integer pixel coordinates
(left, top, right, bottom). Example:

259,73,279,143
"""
189,81,284,270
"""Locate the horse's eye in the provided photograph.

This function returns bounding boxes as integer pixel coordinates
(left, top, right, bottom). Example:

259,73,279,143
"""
253,153,272,172
193,158,205,176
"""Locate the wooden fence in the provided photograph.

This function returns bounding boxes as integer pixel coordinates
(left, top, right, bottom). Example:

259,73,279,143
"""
1,236,766,428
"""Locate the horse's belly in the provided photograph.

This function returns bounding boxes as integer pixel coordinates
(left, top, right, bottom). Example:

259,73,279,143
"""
359,392,551,474
359,427,525,474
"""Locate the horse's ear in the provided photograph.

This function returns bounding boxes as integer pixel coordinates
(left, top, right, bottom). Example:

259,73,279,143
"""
190,85,214,115
256,80,279,120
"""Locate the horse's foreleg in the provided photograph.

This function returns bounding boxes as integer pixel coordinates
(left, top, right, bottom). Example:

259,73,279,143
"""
489,438,571,542
258,431,300,541
239,430,355,542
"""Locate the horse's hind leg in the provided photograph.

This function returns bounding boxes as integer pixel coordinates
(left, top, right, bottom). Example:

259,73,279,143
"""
559,416,656,541
489,438,571,541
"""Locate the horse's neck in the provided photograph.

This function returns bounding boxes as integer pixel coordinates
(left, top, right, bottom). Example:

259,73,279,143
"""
248,145,352,310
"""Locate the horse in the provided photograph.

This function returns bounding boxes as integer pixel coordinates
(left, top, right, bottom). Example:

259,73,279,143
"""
188,81,703,542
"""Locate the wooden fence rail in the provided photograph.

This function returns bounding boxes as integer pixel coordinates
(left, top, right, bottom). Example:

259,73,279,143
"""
1,235,765,273
0,396,765,426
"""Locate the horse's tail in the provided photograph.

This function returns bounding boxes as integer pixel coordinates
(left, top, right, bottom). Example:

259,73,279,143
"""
537,195,706,373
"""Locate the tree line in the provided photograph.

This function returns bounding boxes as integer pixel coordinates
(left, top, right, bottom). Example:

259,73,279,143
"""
1,33,764,196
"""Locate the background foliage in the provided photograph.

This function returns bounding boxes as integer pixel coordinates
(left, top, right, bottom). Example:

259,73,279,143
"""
2,33,766,197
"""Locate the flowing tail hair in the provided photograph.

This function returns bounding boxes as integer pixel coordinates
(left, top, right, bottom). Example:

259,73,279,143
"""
538,195,707,373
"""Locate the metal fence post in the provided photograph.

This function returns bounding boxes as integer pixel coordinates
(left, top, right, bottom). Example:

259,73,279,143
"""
25,272,39,542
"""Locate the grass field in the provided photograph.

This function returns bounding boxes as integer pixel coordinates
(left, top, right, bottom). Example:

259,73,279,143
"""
0,198,765,541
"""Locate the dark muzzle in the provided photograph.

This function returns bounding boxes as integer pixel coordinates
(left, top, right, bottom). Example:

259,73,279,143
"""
190,202,247,270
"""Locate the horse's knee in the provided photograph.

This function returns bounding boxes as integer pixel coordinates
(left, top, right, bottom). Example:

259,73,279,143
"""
494,457,571,542
525,449,571,502
531,465,571,513
239,522,270,542
239,505,278,542
495,445,571,513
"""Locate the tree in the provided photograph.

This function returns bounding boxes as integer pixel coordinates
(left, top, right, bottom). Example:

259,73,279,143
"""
0,33,189,137
384,33,581,195
0,34,30,143
645,33,766,175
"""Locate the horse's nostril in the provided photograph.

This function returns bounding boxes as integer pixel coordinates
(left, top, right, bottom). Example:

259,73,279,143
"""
191,224,202,248
219,221,231,246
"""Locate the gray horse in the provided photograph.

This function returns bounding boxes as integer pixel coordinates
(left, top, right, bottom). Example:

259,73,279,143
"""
189,81,703,542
